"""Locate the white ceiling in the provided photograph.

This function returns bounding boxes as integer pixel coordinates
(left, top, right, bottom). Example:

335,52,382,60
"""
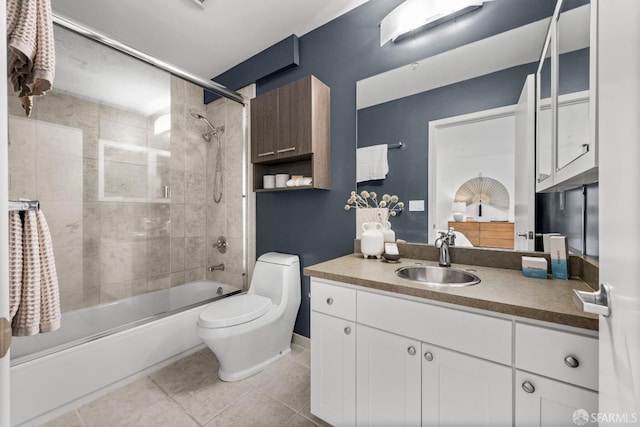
51,0,370,81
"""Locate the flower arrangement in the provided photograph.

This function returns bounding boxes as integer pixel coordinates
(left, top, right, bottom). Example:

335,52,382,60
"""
344,190,404,223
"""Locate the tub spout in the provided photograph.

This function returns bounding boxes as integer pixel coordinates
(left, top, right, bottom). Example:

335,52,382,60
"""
208,264,225,272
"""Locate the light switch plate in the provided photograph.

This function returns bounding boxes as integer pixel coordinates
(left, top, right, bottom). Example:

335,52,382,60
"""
409,200,425,212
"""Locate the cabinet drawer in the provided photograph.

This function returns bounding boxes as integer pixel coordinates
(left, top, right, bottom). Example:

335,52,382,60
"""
357,291,512,365
311,279,356,321
515,323,598,390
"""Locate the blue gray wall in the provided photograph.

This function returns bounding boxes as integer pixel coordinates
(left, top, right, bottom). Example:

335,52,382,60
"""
208,0,561,337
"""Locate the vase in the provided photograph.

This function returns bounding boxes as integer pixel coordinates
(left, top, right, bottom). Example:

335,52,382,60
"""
381,221,395,243
361,222,384,258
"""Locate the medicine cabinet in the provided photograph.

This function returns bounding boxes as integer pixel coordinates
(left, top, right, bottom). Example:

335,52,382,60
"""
536,0,597,193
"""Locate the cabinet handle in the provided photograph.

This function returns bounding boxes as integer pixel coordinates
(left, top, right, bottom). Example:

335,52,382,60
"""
257,151,275,157
277,147,296,153
326,297,333,305
522,381,535,394
407,346,416,356
424,351,434,362
564,355,580,368
344,327,351,335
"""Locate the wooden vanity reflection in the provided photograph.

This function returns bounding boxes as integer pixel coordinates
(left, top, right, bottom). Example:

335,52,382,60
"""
448,221,514,249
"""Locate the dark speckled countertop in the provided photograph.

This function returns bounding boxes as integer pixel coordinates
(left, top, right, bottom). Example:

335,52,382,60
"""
304,254,598,331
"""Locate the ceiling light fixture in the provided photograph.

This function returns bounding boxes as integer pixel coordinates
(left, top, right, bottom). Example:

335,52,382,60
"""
380,0,486,46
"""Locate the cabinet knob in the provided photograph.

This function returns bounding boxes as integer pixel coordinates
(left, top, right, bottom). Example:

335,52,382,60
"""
407,346,416,356
344,326,351,335
326,297,333,305
564,355,580,368
522,381,535,394
424,351,434,362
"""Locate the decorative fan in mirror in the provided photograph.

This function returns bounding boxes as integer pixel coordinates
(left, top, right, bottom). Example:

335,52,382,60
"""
454,176,509,218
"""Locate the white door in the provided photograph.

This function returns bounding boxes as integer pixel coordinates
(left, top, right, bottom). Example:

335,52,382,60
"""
422,343,512,427
596,0,640,422
1,0,11,424
356,325,421,427
310,311,356,427
515,371,598,426
514,75,536,251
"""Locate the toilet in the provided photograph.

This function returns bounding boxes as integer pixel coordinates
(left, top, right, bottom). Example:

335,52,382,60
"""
197,252,301,381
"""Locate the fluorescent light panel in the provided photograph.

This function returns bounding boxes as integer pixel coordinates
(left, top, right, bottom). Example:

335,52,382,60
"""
380,0,484,46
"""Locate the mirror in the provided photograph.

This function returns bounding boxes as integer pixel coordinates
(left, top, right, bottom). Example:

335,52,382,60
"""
356,3,594,254
556,1,591,170
537,32,553,184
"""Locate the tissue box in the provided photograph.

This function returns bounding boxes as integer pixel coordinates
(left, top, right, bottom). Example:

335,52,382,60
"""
522,256,548,279
550,236,569,280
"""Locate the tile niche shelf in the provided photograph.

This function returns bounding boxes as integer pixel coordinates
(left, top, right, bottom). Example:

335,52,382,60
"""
251,75,330,192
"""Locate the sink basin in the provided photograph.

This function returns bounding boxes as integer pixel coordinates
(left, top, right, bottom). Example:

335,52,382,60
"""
394,266,480,287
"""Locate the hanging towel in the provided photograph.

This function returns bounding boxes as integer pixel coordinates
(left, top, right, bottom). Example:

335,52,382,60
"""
357,144,389,183
9,211,24,321
12,210,61,336
6,0,56,116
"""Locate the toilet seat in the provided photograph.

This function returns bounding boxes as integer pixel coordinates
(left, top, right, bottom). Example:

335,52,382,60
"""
198,294,272,328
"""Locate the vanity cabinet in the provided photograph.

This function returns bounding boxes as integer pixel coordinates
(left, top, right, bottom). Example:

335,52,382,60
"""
515,322,599,426
251,75,331,191
356,325,421,426
536,0,597,193
422,343,512,426
309,277,599,427
310,281,356,426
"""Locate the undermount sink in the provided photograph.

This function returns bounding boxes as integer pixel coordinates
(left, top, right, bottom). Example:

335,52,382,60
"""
395,265,481,287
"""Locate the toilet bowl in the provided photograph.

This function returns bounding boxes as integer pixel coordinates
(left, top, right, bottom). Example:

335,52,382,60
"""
197,252,301,381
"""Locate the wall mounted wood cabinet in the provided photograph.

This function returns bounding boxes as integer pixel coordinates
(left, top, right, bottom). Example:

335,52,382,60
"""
251,75,330,191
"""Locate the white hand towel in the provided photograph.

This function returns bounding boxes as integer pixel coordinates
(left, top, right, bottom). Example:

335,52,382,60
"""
357,144,389,183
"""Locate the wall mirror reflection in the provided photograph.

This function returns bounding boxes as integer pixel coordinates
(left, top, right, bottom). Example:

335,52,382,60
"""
356,1,597,257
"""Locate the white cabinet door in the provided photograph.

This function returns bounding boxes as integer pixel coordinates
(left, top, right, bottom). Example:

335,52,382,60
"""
310,312,356,427
422,344,512,427
356,325,421,427
515,371,598,427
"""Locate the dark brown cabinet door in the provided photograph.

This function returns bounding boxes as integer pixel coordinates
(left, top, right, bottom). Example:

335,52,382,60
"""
277,76,312,160
250,89,278,164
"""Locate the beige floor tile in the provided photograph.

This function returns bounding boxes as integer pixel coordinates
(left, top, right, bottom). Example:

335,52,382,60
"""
149,348,219,395
205,389,296,427
171,374,254,425
118,398,199,427
293,349,310,368
77,377,167,427
286,414,318,427
42,410,84,427
299,403,332,427
253,358,310,412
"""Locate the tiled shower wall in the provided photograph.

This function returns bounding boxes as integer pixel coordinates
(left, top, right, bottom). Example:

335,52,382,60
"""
7,77,253,312
204,85,256,289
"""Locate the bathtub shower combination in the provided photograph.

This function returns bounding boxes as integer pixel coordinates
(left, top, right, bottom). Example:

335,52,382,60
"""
7,19,251,427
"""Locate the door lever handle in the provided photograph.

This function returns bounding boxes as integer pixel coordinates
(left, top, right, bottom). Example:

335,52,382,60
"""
573,283,611,317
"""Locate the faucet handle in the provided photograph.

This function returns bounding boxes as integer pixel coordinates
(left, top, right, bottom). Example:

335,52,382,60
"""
447,226,455,235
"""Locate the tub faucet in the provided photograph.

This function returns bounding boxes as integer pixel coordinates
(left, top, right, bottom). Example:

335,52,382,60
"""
208,264,225,272
435,227,455,267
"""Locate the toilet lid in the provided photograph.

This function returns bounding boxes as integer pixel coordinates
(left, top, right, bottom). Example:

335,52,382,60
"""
198,294,272,328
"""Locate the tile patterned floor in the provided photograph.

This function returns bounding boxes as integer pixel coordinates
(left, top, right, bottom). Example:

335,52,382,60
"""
43,345,330,427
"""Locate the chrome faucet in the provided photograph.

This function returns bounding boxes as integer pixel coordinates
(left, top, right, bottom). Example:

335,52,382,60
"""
208,264,225,272
435,227,455,267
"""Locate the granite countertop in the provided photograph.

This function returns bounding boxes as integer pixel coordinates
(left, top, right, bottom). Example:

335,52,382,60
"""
304,254,598,331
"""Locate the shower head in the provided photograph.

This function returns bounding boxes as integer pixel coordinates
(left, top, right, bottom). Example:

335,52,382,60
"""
190,112,221,141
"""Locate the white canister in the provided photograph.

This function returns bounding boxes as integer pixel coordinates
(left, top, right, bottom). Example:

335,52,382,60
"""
275,174,290,188
381,221,396,243
263,175,275,189
361,222,384,258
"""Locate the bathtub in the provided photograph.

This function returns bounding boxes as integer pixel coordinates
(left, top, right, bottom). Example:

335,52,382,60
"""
10,280,241,426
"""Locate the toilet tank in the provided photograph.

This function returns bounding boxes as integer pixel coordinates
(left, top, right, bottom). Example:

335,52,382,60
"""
249,252,300,305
